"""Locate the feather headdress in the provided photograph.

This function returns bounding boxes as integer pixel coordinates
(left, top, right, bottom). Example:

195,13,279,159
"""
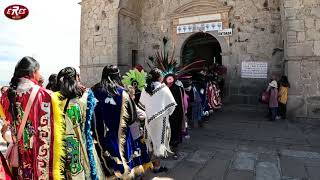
122,69,147,91
148,37,206,79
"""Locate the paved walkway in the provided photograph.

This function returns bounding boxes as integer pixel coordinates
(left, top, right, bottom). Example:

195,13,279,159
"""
146,105,320,180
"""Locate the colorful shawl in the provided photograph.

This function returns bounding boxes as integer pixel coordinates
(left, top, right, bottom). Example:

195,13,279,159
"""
139,83,177,157
0,78,65,180
92,87,145,179
206,82,222,109
0,152,11,180
53,90,104,180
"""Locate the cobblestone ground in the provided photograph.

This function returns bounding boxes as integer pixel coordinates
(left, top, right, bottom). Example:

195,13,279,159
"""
145,105,320,180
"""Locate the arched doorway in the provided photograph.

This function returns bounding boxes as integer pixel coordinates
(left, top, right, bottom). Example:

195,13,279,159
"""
181,32,222,65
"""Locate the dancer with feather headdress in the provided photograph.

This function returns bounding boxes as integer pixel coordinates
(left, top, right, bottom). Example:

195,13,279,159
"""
148,37,206,158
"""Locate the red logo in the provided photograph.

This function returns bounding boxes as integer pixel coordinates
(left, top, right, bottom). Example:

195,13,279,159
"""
4,5,29,20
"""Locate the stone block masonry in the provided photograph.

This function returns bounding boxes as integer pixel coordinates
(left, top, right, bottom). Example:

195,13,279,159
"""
282,0,320,119
80,0,320,120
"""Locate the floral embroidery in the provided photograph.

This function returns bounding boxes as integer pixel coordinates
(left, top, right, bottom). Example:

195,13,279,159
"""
66,135,82,175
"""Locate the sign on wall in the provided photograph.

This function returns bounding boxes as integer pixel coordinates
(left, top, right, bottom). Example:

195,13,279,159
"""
241,62,268,79
178,14,221,25
218,28,232,36
177,22,223,34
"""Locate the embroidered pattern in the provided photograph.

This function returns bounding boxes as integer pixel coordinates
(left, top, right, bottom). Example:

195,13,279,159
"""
65,103,84,176
147,103,176,123
65,135,83,175
160,117,166,144
37,102,51,179
152,85,166,96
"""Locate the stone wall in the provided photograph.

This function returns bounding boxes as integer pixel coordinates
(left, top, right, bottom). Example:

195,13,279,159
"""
138,0,283,105
80,0,120,87
118,0,141,73
282,0,320,119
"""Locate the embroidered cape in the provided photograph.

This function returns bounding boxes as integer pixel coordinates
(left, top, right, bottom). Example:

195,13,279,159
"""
139,83,177,157
52,90,104,180
92,87,146,179
0,78,65,180
0,152,11,180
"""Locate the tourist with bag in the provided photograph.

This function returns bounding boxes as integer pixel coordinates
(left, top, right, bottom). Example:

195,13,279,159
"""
268,80,279,121
0,56,65,180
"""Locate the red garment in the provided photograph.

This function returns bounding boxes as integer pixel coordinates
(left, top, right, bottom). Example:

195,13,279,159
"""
206,82,222,109
1,79,55,180
0,152,12,180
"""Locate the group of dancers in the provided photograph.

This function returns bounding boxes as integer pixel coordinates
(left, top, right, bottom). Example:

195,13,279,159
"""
0,56,224,180
0,39,225,180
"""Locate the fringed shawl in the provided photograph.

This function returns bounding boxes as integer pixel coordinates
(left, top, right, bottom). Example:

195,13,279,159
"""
139,83,177,157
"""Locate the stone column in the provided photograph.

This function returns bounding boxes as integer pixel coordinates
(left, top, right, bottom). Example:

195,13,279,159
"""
282,0,320,120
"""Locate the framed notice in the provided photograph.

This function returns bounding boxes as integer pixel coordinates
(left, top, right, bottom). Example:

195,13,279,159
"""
241,62,268,79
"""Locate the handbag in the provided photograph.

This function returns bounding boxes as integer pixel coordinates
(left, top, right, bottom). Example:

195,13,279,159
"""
261,91,270,104
5,85,40,167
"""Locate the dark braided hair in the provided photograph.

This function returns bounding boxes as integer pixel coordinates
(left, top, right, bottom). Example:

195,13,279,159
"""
92,65,123,97
8,56,40,122
56,67,83,99
145,68,162,95
46,74,58,92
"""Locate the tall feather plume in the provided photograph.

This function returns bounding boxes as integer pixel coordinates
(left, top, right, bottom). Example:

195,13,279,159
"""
149,37,206,79
178,60,206,72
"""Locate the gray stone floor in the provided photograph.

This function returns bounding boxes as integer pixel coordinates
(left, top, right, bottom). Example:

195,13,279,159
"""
145,105,320,180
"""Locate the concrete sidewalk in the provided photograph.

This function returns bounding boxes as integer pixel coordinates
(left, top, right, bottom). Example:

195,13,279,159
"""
145,105,320,180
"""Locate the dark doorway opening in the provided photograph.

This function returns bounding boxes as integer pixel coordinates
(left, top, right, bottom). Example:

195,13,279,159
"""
181,32,222,65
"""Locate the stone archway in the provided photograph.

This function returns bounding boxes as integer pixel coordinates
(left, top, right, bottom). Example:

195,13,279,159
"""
181,32,222,65
176,31,230,66
169,1,232,97
170,1,231,66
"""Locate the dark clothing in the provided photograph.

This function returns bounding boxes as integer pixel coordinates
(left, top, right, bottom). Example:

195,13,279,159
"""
279,102,287,119
168,84,184,147
270,107,278,121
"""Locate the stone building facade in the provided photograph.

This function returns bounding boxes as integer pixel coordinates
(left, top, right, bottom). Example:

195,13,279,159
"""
80,0,320,120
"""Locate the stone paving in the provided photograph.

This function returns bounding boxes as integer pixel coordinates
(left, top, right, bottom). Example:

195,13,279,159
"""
145,105,320,180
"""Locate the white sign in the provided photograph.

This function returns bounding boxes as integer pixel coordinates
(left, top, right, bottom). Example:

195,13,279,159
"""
177,22,223,34
179,14,221,25
241,62,268,79
218,28,233,36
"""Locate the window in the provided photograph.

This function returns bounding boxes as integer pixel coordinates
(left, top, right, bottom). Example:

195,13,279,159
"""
132,50,138,68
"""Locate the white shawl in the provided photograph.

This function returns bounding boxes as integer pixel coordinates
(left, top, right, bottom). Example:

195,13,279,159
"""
139,83,177,157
